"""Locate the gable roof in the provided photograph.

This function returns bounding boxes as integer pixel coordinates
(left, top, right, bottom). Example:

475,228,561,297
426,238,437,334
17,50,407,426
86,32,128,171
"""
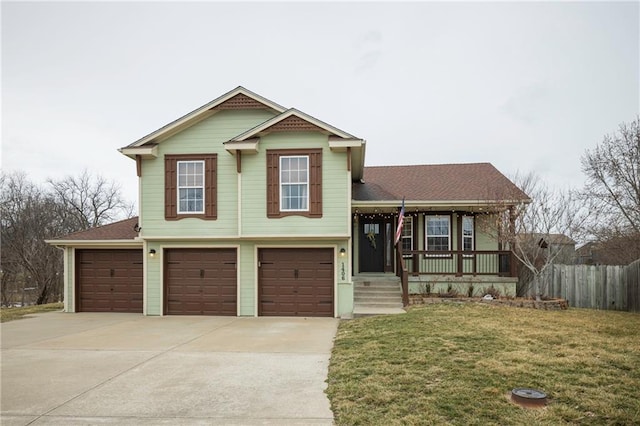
121,86,286,151
353,163,530,205
48,217,140,242
227,108,358,142
223,107,366,179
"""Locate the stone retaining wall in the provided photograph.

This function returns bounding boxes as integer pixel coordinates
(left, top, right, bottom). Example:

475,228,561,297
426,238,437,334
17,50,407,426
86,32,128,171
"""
408,296,569,310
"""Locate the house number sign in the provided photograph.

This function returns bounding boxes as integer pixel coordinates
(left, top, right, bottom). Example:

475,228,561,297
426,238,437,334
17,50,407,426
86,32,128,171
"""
341,262,346,281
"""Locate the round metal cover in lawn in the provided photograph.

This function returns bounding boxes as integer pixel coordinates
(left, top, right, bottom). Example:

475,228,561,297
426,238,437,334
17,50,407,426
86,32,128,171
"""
511,388,548,408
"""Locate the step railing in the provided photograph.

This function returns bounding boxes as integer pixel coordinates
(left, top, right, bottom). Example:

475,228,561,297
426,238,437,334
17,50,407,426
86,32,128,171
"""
396,243,409,307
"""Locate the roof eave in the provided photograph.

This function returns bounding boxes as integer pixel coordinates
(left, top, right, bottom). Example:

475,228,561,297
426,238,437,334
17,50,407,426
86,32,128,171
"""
119,144,159,159
351,199,529,209
45,239,143,247
222,138,260,155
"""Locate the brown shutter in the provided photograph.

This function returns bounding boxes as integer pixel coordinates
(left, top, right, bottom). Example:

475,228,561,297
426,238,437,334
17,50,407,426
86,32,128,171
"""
266,149,322,219
309,149,322,218
266,151,279,218
165,157,177,220
165,154,216,221
204,155,217,219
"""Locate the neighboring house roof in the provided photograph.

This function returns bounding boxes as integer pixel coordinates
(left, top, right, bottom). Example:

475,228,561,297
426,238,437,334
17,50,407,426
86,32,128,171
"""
48,217,140,242
353,163,530,204
517,233,576,249
539,234,576,246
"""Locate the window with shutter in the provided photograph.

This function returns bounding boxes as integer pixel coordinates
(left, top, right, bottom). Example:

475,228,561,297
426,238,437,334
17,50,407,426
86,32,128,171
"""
165,154,217,220
266,149,322,218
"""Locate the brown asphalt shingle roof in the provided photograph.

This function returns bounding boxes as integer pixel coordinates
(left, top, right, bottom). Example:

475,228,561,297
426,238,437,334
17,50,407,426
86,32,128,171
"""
353,163,529,202
51,217,140,241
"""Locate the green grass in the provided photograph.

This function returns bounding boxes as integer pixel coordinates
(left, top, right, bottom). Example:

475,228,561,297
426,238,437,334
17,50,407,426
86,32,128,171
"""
0,302,63,323
327,303,640,425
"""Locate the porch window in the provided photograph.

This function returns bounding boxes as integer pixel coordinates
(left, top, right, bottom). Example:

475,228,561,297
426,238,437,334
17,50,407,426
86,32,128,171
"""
425,215,450,252
463,216,474,251
402,216,413,253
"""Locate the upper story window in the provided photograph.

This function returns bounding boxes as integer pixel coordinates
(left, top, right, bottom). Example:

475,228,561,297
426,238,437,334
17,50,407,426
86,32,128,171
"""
280,156,309,211
165,154,217,220
266,149,322,218
177,161,205,214
462,216,474,251
425,215,450,251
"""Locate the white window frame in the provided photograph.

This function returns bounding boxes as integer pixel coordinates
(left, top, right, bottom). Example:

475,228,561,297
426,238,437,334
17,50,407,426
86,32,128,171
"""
280,155,309,212
401,216,413,256
425,215,451,255
177,160,205,214
462,216,474,252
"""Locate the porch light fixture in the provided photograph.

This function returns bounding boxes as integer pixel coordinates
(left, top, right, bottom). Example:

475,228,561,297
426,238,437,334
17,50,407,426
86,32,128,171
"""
340,248,346,256
149,249,156,258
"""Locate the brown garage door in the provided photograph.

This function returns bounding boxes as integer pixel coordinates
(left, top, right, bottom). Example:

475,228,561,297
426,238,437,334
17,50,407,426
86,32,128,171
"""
258,248,334,317
76,249,143,313
164,248,237,315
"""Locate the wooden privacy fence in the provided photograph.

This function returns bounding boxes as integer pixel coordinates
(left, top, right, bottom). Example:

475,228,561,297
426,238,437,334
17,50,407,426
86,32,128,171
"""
532,260,640,312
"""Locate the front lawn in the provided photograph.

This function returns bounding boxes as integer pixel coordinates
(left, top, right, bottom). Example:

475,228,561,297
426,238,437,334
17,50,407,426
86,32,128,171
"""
327,303,640,425
0,302,63,323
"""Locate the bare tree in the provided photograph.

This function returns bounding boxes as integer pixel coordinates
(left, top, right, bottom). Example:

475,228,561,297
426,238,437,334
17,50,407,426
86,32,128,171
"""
47,169,134,230
1,172,64,305
580,117,640,262
1,170,134,306
484,172,588,300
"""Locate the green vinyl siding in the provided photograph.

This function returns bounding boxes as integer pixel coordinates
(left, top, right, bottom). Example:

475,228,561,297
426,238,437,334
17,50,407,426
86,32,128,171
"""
475,214,498,251
140,109,276,238
139,112,350,239
240,132,350,236
145,241,161,315
137,109,353,317
65,248,74,312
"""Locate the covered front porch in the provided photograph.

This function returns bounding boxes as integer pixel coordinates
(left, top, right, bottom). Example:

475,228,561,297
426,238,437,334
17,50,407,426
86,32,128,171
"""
351,207,518,306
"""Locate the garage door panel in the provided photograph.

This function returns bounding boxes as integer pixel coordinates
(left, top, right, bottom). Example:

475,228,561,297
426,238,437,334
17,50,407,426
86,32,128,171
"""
76,249,143,313
259,248,334,317
165,248,237,316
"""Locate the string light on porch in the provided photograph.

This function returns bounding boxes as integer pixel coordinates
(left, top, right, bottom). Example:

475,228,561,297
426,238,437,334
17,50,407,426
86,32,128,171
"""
353,212,399,220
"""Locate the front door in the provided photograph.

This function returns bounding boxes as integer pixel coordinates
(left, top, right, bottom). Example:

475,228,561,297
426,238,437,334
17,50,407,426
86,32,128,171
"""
359,219,385,272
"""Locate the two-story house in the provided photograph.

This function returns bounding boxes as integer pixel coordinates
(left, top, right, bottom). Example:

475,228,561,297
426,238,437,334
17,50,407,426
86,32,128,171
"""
49,87,529,318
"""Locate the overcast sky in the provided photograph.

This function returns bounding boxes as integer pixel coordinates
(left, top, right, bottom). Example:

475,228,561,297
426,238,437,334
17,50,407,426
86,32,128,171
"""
2,1,638,205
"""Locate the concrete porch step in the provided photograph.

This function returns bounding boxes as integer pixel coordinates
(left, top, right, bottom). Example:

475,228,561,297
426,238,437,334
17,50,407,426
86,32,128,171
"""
352,274,404,317
353,275,401,282
355,301,404,308
354,295,403,304
353,306,406,318
353,288,400,297
354,281,401,289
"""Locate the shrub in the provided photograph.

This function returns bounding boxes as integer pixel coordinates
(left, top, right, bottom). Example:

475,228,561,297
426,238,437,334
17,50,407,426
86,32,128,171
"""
467,284,475,297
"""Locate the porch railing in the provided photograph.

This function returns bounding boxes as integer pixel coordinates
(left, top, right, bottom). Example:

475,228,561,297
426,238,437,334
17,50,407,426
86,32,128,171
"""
395,246,516,306
403,250,515,277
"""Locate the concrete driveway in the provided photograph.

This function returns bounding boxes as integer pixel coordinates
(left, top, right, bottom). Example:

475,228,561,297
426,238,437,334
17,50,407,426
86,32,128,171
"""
1,312,339,425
